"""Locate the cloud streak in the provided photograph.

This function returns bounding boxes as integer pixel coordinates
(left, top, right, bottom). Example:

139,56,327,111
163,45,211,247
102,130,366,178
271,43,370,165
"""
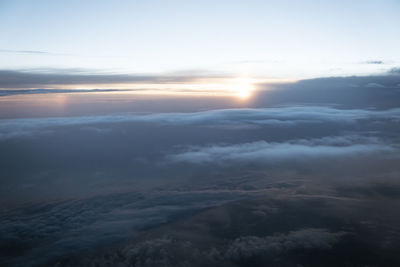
365,60,384,65
0,49,51,55
167,136,396,164
0,69,224,89
0,88,135,96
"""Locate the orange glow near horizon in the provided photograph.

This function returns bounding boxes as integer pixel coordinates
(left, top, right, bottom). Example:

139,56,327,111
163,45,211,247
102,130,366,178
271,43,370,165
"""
2,77,295,100
229,77,256,99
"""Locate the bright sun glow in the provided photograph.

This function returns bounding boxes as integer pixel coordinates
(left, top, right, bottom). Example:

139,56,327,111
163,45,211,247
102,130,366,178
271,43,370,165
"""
231,77,255,99
58,77,261,98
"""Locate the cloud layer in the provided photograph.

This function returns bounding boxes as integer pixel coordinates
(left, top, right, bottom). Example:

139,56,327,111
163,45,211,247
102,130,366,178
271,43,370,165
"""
168,136,396,164
1,106,400,140
226,228,343,261
0,69,222,89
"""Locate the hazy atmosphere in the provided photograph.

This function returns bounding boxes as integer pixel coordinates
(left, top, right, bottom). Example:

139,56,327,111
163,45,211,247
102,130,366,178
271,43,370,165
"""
1,1,400,266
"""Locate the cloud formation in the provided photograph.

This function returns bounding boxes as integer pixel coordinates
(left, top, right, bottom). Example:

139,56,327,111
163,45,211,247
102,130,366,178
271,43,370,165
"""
0,69,223,89
0,49,50,55
0,88,133,96
225,228,343,261
0,189,248,266
365,60,384,65
1,106,400,140
168,136,396,164
253,71,400,109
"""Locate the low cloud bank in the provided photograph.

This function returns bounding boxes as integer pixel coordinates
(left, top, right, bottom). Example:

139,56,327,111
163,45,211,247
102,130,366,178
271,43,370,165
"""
1,106,400,140
253,71,400,109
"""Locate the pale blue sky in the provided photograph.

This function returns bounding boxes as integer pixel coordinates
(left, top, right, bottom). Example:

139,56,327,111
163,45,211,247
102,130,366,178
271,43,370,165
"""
1,0,399,79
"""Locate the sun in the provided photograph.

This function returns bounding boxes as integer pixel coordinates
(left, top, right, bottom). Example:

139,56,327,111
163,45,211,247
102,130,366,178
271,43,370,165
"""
231,77,255,99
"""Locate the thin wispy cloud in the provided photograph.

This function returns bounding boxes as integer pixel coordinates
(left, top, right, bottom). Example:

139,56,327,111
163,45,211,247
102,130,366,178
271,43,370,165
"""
0,69,229,89
0,88,134,96
0,49,51,55
364,60,384,65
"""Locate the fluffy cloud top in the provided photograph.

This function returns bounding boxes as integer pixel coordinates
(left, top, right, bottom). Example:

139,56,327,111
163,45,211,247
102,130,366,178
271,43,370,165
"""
1,106,400,140
168,135,396,164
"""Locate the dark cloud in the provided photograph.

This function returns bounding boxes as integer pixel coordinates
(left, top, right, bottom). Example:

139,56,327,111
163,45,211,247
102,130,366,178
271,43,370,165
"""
0,87,237,97
253,72,400,109
86,228,342,267
365,60,384,64
0,69,225,89
225,228,343,261
0,188,253,266
43,193,400,267
389,67,400,74
0,88,133,96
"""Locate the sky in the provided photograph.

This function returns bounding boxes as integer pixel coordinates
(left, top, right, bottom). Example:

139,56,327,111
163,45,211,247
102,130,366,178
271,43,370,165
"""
1,2,400,266
1,0,400,82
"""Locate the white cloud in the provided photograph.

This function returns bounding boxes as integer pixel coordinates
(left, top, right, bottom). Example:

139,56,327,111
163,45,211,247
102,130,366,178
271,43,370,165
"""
168,136,396,164
1,106,400,140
